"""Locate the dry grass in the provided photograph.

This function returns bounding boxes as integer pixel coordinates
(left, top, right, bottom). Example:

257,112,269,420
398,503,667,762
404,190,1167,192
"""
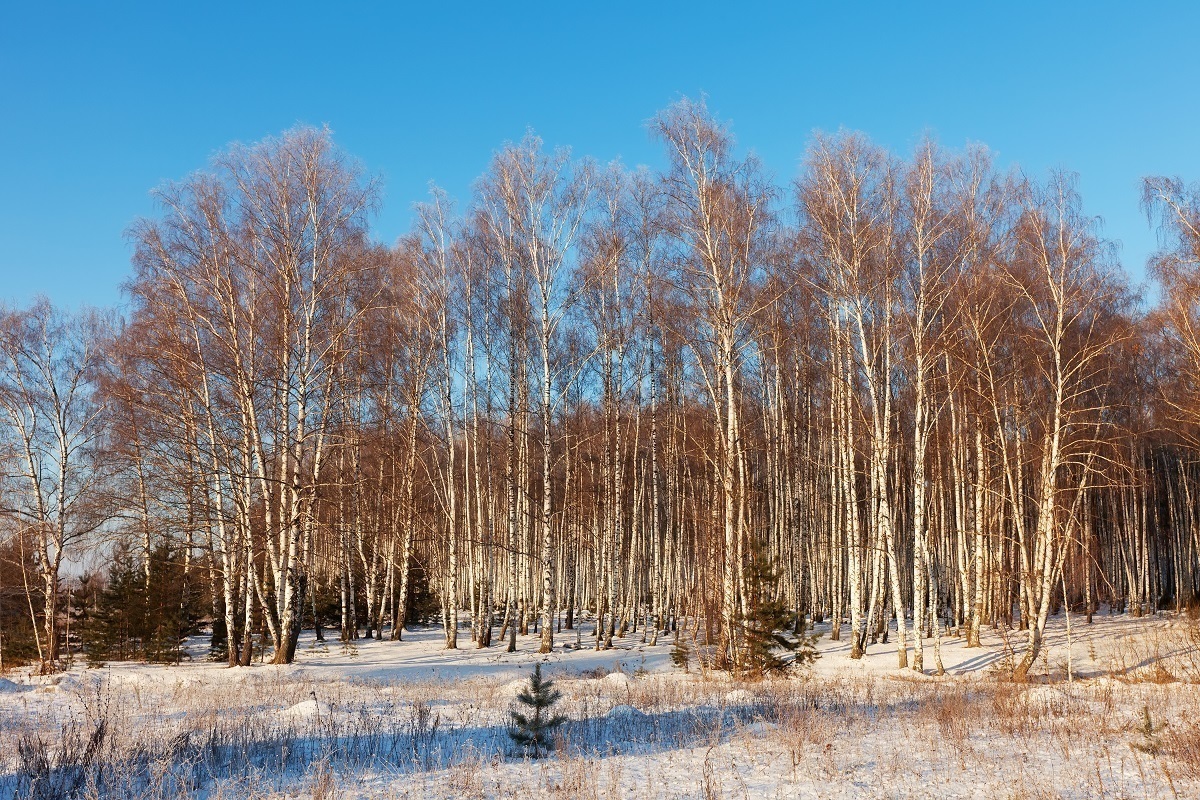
1106,614,1200,683
4,628,1200,799
1165,720,1200,781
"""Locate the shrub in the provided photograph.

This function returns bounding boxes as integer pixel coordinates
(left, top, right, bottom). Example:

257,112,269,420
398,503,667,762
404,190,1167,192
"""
508,664,566,757
737,543,819,676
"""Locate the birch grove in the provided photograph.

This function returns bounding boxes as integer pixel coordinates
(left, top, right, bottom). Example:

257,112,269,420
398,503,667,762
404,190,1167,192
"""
3,103,1200,675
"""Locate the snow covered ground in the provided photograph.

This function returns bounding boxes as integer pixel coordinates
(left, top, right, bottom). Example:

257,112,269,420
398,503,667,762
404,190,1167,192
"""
2,612,1199,798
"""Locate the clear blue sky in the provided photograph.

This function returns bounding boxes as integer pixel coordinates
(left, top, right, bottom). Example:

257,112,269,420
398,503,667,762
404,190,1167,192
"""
2,2,1196,310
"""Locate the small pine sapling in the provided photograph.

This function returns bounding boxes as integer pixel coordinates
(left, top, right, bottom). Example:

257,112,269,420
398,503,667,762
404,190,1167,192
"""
1131,705,1166,756
671,636,691,672
508,663,566,757
739,542,820,676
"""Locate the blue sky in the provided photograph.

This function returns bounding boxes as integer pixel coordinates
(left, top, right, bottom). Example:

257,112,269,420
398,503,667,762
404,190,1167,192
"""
2,2,1197,310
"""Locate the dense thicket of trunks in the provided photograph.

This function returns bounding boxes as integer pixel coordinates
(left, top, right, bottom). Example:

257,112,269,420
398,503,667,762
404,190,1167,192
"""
2,100,1199,674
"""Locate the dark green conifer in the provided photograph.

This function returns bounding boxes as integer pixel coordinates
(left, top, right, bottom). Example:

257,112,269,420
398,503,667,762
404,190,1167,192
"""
507,663,566,757
738,542,819,676
670,636,691,672
82,543,202,664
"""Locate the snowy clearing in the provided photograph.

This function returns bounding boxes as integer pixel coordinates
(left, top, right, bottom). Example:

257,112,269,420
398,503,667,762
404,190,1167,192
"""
2,612,1199,799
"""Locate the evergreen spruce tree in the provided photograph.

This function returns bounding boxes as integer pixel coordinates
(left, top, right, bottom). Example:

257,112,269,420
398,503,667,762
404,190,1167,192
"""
670,635,691,672
738,542,819,676
0,536,45,668
82,546,140,664
208,612,229,662
508,663,566,757
143,543,203,662
82,543,202,664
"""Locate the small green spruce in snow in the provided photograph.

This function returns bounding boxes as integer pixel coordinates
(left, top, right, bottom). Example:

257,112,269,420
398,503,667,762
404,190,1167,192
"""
671,636,691,672
1131,705,1166,756
508,663,566,757
738,542,820,676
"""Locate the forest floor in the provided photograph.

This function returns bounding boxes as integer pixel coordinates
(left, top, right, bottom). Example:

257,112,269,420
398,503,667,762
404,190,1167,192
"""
2,611,1200,799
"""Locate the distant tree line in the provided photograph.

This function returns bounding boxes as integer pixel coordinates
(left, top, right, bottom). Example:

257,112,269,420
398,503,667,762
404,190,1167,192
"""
2,98,1199,677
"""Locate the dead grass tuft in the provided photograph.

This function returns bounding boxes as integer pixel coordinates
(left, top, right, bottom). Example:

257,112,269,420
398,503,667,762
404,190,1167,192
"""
1165,721,1200,780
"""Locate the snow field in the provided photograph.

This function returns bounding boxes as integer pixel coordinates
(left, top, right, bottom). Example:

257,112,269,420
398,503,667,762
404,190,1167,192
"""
0,612,1198,798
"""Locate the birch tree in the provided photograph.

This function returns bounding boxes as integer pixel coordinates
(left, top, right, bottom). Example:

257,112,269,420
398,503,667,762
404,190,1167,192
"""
653,98,776,669
0,301,113,671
